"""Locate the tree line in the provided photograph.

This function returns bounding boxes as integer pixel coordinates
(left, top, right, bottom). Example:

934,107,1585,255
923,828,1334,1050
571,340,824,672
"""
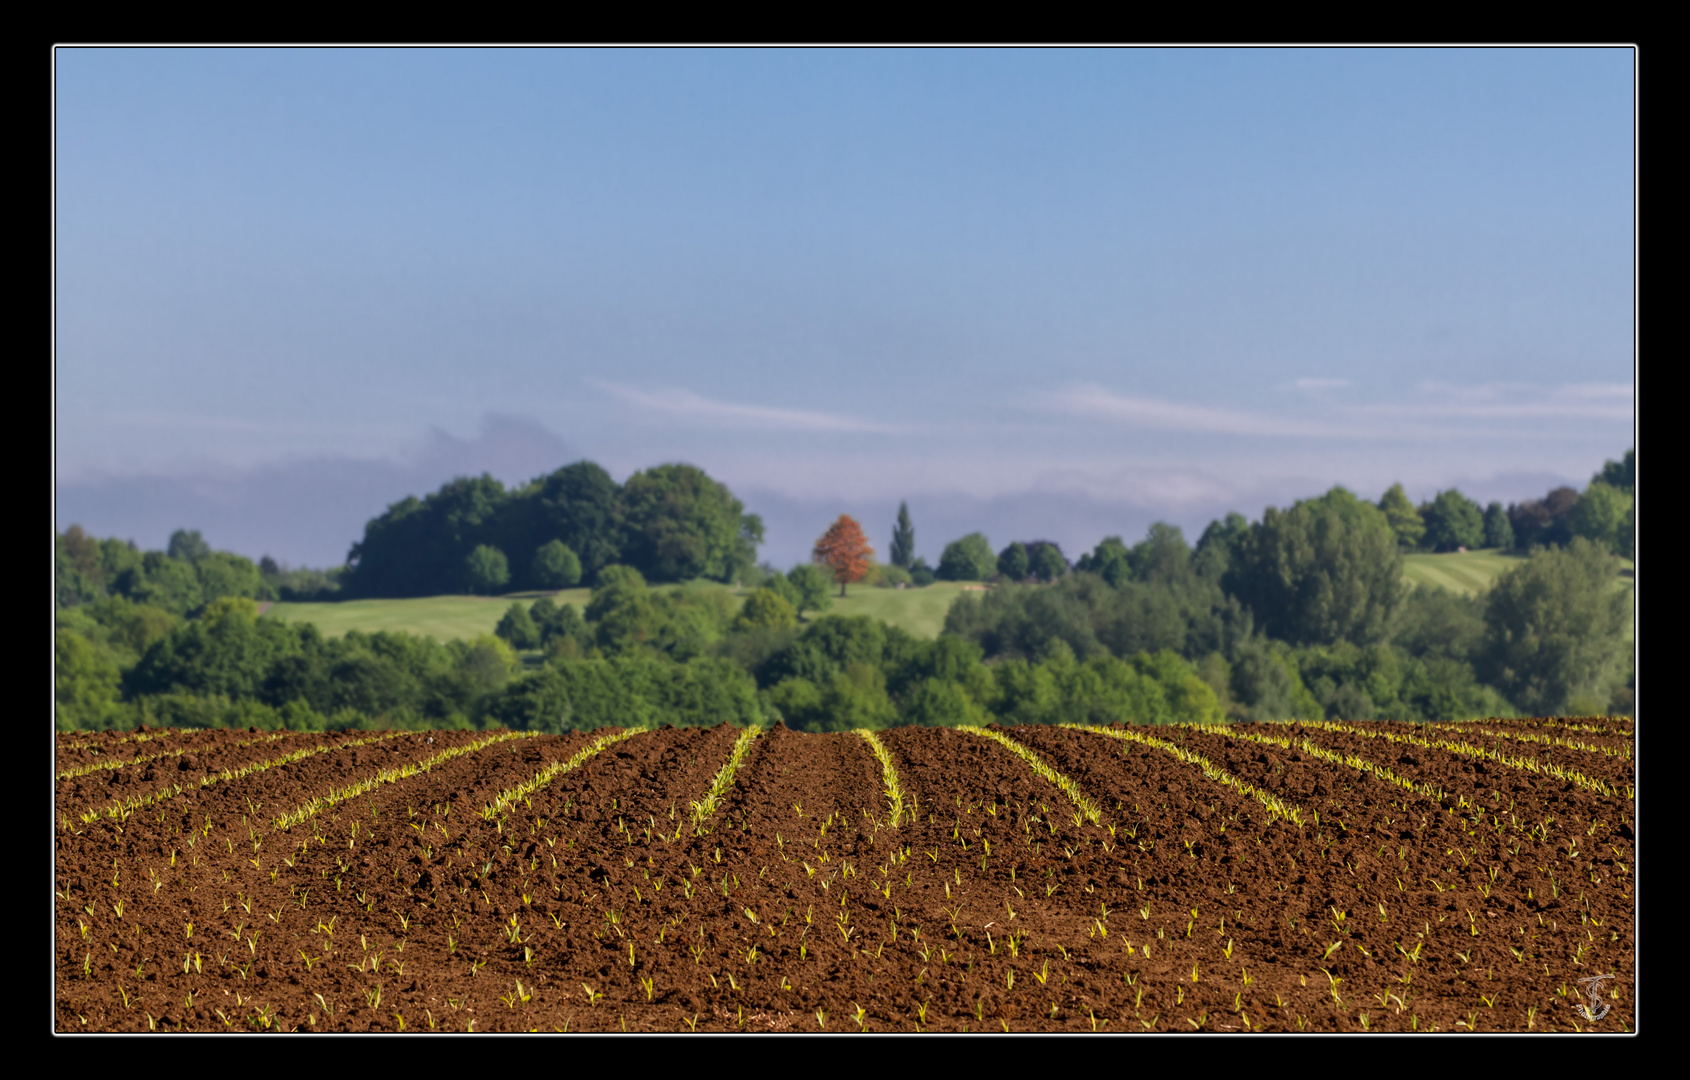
341,462,763,597
56,449,1632,732
56,526,337,612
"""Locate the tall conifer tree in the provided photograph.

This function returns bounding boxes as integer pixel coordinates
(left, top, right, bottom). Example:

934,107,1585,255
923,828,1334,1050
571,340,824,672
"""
890,502,915,569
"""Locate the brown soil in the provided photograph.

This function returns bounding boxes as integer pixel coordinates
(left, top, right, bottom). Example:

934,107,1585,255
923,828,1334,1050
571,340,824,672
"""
54,720,1634,1033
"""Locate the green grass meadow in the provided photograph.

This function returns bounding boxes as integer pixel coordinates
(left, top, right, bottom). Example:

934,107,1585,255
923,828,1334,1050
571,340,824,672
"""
264,580,984,643
266,556,1632,644
265,590,590,642
1400,548,1526,594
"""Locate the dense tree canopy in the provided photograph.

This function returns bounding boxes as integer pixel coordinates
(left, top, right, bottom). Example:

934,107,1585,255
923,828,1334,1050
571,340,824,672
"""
1420,489,1485,552
495,602,540,650
1074,536,1131,586
1224,487,1405,647
1192,513,1249,582
340,461,760,597
619,464,762,584
1508,487,1580,551
1570,481,1632,558
168,528,212,563
1027,541,1069,582
1377,484,1426,550
997,542,1030,582
55,448,1636,734
530,462,622,584
735,588,798,632
786,564,834,619
1597,449,1634,493
1481,538,1631,716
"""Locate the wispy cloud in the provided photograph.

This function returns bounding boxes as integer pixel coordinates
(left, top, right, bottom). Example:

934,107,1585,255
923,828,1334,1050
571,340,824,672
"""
1356,381,1634,421
1042,380,1633,439
592,381,893,433
1042,384,1363,438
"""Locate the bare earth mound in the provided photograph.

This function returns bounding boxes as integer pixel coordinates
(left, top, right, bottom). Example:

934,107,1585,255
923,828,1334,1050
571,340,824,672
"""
54,719,1633,1032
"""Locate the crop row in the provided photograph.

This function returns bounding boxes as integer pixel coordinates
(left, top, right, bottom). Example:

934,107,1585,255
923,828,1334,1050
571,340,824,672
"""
56,717,1631,1033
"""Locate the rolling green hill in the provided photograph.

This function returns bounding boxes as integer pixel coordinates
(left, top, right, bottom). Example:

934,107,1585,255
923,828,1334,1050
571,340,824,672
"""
264,581,985,643
1401,548,1527,594
1402,548,1633,597
266,554,1634,644
265,591,590,643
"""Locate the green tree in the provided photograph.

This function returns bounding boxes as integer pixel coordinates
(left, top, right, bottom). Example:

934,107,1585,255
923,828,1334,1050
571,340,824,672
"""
1132,650,1226,725
900,678,990,727
1225,487,1405,647
1127,525,1189,583
530,462,623,584
77,596,179,663
1228,639,1322,720
345,474,510,598
997,542,1030,582
1508,487,1580,551
167,528,212,563
1597,449,1634,494
618,464,760,583
1392,584,1487,664
1028,542,1069,582
1483,502,1514,550
586,565,661,655
56,628,123,730
194,551,269,604
771,664,897,732
1481,538,1631,716
530,540,583,589
890,501,916,569
734,588,798,632
56,525,107,607
785,563,834,619
534,598,592,659
114,552,204,616
1193,513,1250,581
464,545,510,594
1420,489,1485,552
937,533,996,582
1570,481,1632,558
1076,536,1132,587
761,569,803,610
124,598,298,702
1377,484,1426,550
651,588,735,660
495,602,541,650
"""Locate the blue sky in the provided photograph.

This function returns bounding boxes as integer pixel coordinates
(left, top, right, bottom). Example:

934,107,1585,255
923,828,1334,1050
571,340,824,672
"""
55,48,1635,569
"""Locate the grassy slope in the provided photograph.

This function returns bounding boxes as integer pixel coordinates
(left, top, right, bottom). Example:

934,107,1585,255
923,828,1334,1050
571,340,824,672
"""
266,590,592,642
1403,548,1634,641
1400,549,1526,594
267,557,1634,644
1402,547,1634,596
808,581,982,639
266,581,983,643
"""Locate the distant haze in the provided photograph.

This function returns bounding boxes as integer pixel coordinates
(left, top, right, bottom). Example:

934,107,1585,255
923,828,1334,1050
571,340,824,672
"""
53,415,1604,571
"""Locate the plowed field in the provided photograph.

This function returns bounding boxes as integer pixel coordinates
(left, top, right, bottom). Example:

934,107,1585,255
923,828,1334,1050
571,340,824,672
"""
54,718,1635,1032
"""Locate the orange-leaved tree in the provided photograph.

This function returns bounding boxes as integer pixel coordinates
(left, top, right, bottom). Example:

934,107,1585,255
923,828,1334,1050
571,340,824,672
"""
813,515,874,597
